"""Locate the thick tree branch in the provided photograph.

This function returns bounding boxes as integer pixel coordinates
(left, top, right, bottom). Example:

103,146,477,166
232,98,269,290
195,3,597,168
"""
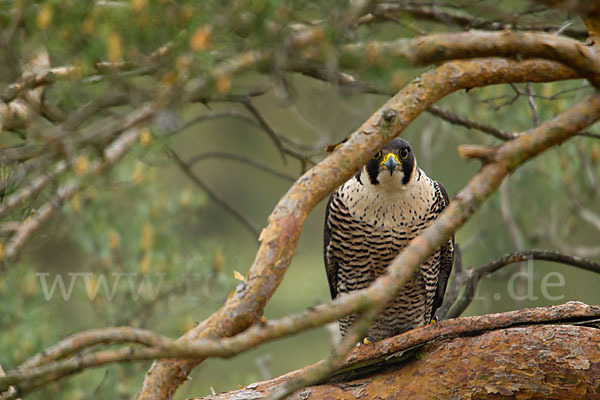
366,3,589,39
136,57,578,399
342,30,600,86
198,323,600,400
3,302,598,399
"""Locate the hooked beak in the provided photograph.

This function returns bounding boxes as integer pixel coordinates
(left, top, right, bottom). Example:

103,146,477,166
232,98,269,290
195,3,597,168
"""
380,153,400,176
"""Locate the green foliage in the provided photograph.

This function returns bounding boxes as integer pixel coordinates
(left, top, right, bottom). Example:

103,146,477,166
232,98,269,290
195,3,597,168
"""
0,146,244,398
1,0,599,398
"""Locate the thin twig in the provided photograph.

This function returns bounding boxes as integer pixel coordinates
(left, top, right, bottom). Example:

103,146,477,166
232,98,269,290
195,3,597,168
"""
579,131,600,139
241,100,287,163
0,129,140,269
580,208,600,232
187,152,296,182
428,105,517,141
526,83,540,127
446,250,600,318
166,147,259,238
0,160,66,220
176,109,316,166
61,94,129,131
177,111,261,134
369,3,588,39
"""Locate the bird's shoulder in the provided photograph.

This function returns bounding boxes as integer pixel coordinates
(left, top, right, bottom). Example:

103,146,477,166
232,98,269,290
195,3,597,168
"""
433,179,450,208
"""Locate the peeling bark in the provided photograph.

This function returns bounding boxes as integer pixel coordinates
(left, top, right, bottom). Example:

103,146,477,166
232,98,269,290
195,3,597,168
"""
198,324,600,400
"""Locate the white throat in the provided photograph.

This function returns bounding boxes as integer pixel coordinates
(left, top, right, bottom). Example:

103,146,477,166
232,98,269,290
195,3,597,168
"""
340,166,436,229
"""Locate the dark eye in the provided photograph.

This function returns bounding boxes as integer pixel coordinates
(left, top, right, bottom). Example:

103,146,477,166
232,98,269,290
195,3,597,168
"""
400,148,409,159
374,151,382,159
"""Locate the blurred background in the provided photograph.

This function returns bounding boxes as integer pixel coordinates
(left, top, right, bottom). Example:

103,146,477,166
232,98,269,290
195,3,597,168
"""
1,0,599,399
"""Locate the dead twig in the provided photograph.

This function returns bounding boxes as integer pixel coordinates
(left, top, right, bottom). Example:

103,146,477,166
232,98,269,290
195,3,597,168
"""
368,3,588,39
525,83,540,126
445,250,600,319
187,152,297,182
457,144,496,161
167,147,260,238
240,100,287,163
428,105,517,141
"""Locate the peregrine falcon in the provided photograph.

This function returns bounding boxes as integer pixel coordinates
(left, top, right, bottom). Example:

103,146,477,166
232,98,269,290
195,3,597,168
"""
323,138,454,341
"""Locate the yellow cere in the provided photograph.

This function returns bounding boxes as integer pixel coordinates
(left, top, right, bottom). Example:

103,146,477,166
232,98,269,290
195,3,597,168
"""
379,152,401,166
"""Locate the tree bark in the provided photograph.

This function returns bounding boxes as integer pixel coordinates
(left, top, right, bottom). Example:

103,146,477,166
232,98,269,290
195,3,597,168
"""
197,324,600,400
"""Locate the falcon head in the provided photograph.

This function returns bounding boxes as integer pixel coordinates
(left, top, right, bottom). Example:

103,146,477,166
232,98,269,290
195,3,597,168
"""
364,138,416,186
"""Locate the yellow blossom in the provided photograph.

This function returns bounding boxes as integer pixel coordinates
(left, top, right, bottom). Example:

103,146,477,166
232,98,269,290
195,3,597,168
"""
139,254,151,274
139,128,152,147
70,193,81,213
74,155,89,177
216,74,231,94
189,26,211,51
141,223,154,251
37,3,53,30
108,230,121,250
107,32,122,62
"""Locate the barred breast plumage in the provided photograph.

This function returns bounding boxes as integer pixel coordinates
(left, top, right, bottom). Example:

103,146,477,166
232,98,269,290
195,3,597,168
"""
323,138,453,341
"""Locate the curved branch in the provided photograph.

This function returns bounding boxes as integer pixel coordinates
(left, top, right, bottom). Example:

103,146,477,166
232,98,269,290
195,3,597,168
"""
342,30,600,86
20,327,171,370
240,100,287,163
2,302,598,399
368,3,588,39
187,152,296,182
287,62,588,143
0,161,67,219
167,147,260,238
446,250,600,319
427,105,517,140
137,58,578,399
